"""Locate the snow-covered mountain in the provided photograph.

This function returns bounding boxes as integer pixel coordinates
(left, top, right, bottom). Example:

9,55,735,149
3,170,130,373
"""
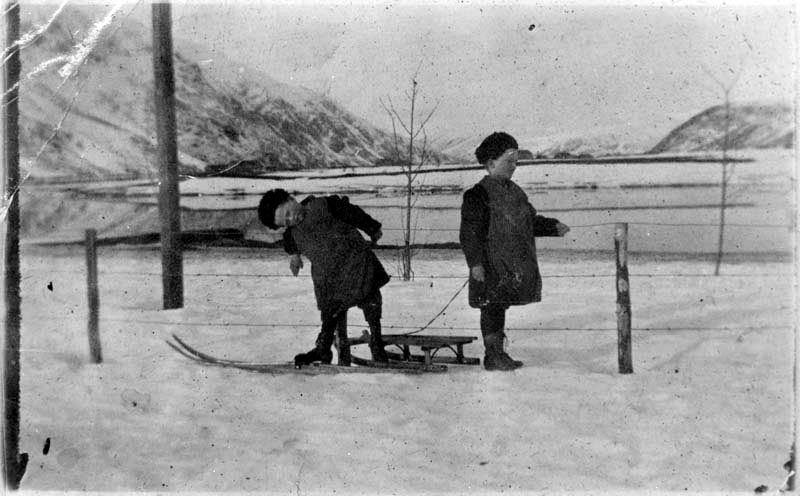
439,101,794,162
647,101,794,154
525,131,659,158
19,5,448,181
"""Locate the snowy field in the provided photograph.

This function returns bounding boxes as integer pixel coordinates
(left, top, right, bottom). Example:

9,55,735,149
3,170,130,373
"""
10,244,796,494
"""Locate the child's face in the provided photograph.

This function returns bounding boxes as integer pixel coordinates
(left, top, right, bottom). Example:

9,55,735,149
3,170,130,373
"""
274,198,304,227
487,148,518,179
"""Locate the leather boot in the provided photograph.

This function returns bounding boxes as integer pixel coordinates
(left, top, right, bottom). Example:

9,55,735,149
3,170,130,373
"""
294,347,333,368
499,333,524,369
483,333,521,371
295,325,336,368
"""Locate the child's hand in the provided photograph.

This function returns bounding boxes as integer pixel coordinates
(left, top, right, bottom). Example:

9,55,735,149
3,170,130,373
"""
370,229,383,245
470,265,485,282
555,222,570,236
290,254,303,276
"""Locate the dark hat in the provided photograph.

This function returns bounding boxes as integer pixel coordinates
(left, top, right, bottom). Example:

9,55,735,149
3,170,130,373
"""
257,188,291,229
475,132,519,165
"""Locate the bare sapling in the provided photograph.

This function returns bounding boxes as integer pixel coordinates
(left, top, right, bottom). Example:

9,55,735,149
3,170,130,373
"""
379,63,438,281
702,64,741,276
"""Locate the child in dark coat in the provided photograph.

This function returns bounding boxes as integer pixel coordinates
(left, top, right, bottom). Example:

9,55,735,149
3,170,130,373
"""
460,132,570,371
258,189,390,367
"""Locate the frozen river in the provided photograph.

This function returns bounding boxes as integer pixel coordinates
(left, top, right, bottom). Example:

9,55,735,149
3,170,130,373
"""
24,149,795,254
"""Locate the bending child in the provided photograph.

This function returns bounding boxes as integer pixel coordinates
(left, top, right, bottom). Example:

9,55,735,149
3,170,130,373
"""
258,189,390,367
460,132,570,371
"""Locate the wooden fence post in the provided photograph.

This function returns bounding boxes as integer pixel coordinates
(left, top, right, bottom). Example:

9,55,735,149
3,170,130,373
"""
3,0,27,489
85,229,102,363
615,223,633,374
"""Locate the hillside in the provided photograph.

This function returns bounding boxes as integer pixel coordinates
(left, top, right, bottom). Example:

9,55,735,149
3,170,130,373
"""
648,102,794,154
440,102,794,162
18,5,447,181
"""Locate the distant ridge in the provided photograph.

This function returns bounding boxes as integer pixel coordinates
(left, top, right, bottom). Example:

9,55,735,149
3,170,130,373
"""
439,101,794,161
648,101,794,154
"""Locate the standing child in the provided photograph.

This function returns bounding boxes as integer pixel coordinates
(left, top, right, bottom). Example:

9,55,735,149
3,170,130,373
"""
460,132,570,371
258,189,390,367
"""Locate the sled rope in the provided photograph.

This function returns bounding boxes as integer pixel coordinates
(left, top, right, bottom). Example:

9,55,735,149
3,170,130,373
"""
402,278,469,336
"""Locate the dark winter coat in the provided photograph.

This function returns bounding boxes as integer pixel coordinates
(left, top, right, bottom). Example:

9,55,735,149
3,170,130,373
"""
460,175,561,308
283,195,390,315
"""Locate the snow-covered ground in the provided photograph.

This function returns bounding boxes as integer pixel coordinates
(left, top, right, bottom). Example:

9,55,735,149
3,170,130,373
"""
10,245,795,493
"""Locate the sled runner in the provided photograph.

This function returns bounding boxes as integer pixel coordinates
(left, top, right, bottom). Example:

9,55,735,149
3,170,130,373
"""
168,334,446,374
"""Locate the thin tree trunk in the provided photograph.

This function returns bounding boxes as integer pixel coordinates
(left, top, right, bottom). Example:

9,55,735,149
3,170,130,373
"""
714,164,728,275
404,172,412,279
714,96,731,276
402,81,417,281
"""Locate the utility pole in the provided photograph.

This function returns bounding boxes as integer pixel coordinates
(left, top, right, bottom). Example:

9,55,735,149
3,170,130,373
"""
151,2,183,309
3,0,28,489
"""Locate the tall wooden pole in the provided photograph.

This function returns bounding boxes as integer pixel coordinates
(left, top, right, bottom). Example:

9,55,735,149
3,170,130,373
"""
615,223,633,374
3,0,27,489
151,2,183,309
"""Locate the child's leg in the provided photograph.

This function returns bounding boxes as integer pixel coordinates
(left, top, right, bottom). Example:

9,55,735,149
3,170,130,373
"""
480,303,506,339
480,304,522,370
314,310,338,354
359,290,388,361
295,308,342,366
334,311,351,366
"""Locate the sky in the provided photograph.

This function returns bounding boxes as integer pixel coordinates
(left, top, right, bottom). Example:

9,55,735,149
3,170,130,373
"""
167,2,795,145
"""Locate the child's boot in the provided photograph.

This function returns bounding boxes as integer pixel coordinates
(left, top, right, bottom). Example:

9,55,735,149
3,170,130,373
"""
482,333,521,371
499,332,524,368
293,348,333,367
294,330,334,368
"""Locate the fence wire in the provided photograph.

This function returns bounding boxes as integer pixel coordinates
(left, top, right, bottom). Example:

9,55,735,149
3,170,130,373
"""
22,268,788,279
381,222,792,231
21,220,794,336
54,316,791,334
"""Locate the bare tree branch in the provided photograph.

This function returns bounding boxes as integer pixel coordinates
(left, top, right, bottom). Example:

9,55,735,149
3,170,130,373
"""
379,97,403,164
412,59,424,80
414,101,440,139
381,96,411,136
411,133,430,183
700,62,742,93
